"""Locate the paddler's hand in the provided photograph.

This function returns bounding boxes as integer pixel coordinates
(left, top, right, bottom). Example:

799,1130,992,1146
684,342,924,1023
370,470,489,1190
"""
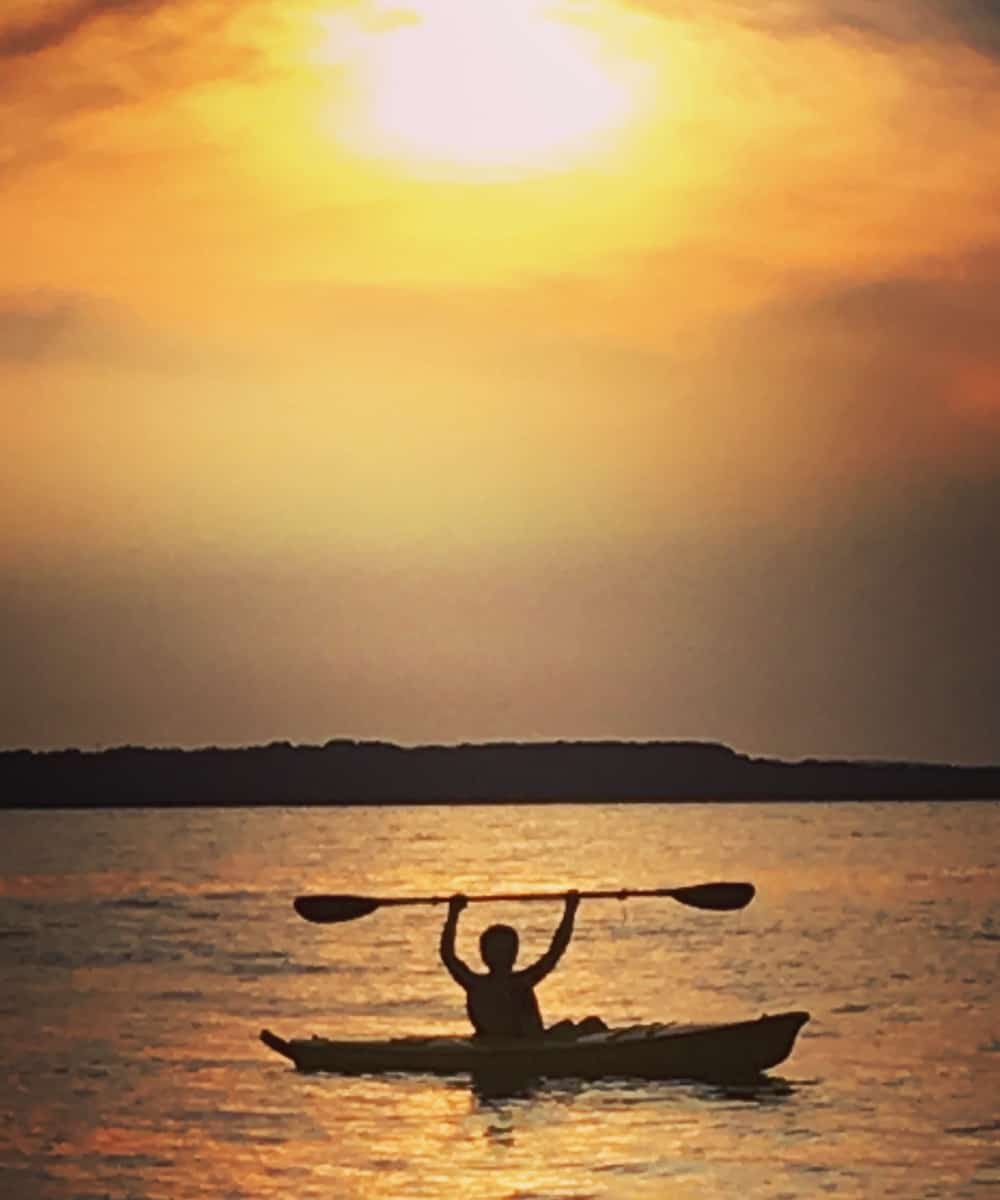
448,893,468,916
565,889,580,915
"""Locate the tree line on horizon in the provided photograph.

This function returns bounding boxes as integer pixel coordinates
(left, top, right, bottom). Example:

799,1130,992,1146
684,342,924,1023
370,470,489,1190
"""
2,739,998,807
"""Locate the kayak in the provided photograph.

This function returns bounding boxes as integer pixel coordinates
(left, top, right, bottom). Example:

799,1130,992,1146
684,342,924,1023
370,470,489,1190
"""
260,1010,809,1083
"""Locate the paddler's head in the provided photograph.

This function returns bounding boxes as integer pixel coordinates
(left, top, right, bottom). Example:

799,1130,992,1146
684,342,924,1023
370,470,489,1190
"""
479,923,519,973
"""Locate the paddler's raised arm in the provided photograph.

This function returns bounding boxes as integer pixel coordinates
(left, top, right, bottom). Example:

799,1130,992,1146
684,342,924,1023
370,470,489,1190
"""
440,893,476,986
519,890,580,985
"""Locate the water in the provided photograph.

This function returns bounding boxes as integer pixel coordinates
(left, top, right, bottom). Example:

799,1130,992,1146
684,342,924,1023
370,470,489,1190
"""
1,802,997,1199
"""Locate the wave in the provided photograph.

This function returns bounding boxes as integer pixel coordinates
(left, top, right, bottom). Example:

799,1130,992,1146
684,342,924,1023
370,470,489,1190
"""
230,961,332,977
200,890,262,902
102,895,181,912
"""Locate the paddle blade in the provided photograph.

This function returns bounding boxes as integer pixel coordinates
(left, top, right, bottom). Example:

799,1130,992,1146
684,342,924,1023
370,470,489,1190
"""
294,894,381,923
667,882,755,911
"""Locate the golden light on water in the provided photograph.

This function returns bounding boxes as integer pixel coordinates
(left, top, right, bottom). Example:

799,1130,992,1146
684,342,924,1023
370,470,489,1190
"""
317,0,649,178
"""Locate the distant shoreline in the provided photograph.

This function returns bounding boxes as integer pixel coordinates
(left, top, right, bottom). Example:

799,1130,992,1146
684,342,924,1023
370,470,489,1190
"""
2,739,998,808
5,797,998,811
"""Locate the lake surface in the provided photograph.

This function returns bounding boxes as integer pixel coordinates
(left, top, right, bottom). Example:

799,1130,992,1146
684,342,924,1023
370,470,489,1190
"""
1,802,998,1199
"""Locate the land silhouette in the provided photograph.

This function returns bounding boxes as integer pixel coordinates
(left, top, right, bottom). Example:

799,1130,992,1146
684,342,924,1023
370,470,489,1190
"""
2,740,998,807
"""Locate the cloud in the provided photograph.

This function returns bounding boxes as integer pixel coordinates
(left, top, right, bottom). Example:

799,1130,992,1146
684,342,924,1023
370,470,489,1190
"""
952,0,1000,53
0,291,247,374
628,0,1000,56
799,1,1000,51
719,243,1000,442
817,0,1000,55
781,246,1000,430
0,297,80,362
0,0,165,60
0,293,159,367
265,240,1000,499
800,250,1000,362
0,0,281,181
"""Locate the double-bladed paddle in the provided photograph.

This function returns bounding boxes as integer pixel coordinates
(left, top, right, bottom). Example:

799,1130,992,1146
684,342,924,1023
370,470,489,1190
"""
293,881,754,924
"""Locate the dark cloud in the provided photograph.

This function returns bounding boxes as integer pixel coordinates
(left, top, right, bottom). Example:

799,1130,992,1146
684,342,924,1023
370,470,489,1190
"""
0,293,154,366
730,247,1000,440
0,0,165,60
0,297,80,362
500,242,1000,504
789,0,1000,53
0,0,272,178
0,291,246,374
629,0,1000,56
952,0,1000,53
799,250,1000,358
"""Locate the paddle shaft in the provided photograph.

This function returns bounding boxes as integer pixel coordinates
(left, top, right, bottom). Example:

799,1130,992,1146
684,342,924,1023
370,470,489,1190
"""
367,887,702,907
293,881,754,923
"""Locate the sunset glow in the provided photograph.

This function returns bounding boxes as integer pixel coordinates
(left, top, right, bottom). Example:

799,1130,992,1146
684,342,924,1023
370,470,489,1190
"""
2,0,999,761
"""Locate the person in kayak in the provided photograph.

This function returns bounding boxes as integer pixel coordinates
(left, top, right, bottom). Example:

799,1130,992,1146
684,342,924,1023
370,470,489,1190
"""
440,891,605,1039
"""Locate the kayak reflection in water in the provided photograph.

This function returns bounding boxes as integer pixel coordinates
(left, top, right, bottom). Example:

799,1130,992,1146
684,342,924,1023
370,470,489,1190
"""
440,891,608,1040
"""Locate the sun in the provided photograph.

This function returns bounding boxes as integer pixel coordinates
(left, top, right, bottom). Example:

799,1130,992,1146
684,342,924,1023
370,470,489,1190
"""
319,1,642,178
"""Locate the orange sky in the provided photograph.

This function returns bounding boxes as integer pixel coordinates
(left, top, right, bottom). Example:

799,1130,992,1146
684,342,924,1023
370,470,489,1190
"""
2,0,999,760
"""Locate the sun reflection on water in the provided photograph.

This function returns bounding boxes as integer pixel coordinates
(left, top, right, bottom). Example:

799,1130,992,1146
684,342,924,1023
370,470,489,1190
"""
1,802,997,1197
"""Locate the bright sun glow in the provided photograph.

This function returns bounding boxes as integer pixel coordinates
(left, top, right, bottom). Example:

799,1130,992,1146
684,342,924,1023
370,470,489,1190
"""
319,0,641,178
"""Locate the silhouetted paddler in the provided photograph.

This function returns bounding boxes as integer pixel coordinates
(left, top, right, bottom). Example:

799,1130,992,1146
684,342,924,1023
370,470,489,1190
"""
440,890,606,1039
